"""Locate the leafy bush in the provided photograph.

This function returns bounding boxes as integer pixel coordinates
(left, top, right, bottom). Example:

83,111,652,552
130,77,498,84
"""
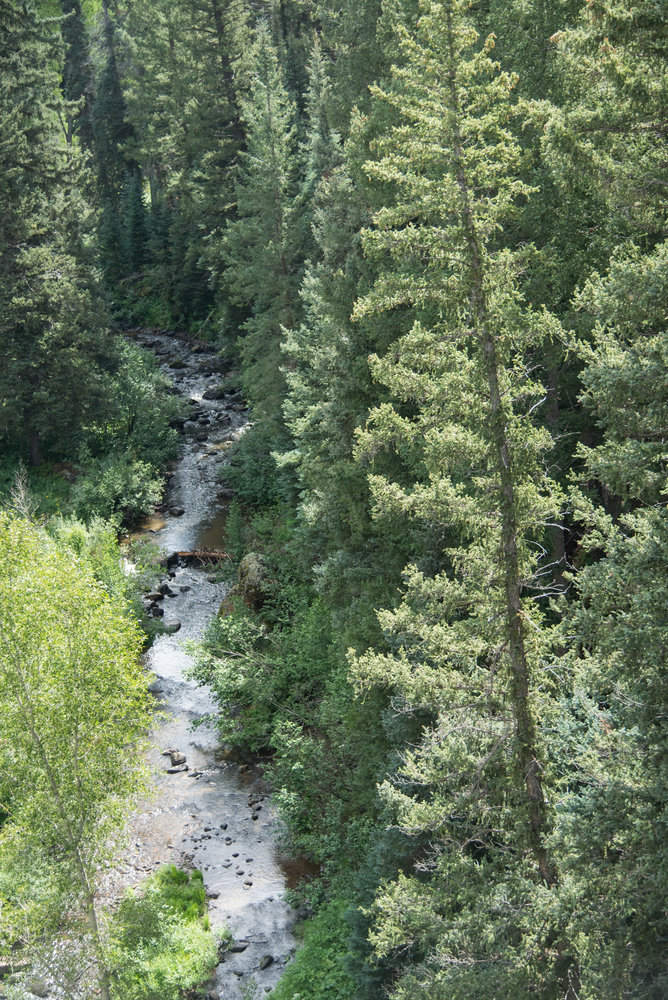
271,898,356,1000
86,339,182,470
48,516,165,642
190,592,336,751
107,866,220,1000
72,453,163,524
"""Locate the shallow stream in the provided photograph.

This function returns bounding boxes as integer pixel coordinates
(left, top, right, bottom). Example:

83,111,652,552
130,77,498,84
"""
111,332,297,997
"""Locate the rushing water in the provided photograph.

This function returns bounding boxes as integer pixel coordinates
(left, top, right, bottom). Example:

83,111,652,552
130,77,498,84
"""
121,332,297,997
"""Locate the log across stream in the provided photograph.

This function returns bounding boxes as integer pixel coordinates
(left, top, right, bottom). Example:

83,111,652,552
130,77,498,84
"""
107,331,299,997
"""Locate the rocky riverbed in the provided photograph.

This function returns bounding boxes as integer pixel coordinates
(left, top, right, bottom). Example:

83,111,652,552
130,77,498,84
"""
102,331,298,997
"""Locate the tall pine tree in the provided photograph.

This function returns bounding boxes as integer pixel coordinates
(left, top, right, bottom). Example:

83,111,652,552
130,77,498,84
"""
348,3,576,995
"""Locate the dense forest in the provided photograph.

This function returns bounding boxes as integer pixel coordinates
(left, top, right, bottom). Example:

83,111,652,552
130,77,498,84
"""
0,0,666,998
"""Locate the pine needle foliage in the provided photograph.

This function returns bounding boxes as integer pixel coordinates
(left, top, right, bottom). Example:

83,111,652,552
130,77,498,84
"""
348,3,576,995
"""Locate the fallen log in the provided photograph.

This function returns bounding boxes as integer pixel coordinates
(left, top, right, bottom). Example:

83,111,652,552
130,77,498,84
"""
175,550,232,564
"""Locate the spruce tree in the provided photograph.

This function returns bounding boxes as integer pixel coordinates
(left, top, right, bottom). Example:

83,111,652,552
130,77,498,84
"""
549,242,668,998
0,0,113,465
121,168,148,277
92,2,135,209
124,0,250,323
223,25,302,422
348,3,576,995
60,0,94,148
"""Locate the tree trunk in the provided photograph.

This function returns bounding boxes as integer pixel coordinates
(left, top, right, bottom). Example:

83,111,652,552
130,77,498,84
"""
28,432,43,468
546,361,567,593
444,7,553,883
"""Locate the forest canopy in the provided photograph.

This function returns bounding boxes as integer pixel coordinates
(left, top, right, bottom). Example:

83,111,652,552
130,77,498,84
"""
0,1,666,998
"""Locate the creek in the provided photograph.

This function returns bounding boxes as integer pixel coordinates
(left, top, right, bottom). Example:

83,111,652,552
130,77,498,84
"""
114,331,298,997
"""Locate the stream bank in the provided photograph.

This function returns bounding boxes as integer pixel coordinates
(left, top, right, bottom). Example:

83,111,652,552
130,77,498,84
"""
104,331,298,998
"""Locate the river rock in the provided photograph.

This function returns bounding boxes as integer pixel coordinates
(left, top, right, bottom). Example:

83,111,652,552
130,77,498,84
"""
28,982,49,998
259,955,274,970
164,619,181,634
170,751,187,765
150,606,164,617
169,507,185,517
202,386,227,401
237,552,272,610
228,940,250,953
146,591,163,602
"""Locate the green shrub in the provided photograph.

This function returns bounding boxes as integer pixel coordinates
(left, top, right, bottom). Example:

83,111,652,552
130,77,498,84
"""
72,453,163,524
271,898,356,1000
107,866,221,1000
48,516,165,643
190,593,336,751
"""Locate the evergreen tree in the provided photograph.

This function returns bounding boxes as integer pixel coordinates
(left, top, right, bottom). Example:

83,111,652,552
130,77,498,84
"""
269,0,315,104
124,0,250,323
544,0,667,242
92,1,135,211
60,0,95,148
295,36,339,257
348,3,576,995
121,168,148,277
223,25,302,422
316,0,394,133
0,0,113,465
547,241,668,998
61,0,94,149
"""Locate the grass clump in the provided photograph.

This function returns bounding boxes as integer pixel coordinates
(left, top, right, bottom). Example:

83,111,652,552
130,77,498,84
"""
107,865,221,1000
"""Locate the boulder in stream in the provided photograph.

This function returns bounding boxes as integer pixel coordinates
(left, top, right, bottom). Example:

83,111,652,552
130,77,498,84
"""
27,982,49,998
164,619,181,634
202,386,227,401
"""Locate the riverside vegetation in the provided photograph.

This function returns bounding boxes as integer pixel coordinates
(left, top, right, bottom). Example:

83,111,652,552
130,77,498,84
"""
0,1,666,999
